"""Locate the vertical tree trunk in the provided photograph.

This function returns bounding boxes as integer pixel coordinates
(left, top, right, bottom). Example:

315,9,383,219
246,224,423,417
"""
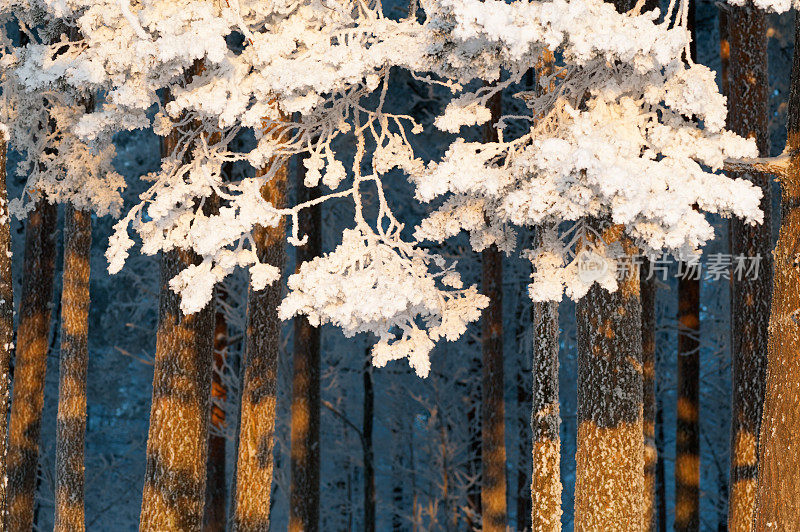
726,6,771,531
574,221,644,531
203,302,228,532
139,75,216,530
675,5,700,529
530,226,561,532
289,154,321,532
515,358,531,532
0,136,13,531
481,88,507,532
232,156,288,532
675,271,700,532
139,246,216,531
54,205,91,532
753,14,800,531
6,196,57,532
363,355,375,532
641,260,657,532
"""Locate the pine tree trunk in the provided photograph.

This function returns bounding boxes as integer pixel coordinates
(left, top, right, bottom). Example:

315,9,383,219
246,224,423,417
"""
675,270,700,531
139,76,216,530
675,6,700,528
6,197,57,532
362,356,375,532
574,221,644,531
232,159,288,532
726,6,771,531
54,205,91,532
0,136,13,531
530,225,561,532
289,154,321,532
203,303,228,532
753,14,800,531
480,89,507,532
641,260,657,532
139,246,216,531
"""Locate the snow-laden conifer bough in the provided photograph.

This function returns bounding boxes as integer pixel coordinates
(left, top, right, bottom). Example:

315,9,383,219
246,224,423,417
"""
0,0,792,377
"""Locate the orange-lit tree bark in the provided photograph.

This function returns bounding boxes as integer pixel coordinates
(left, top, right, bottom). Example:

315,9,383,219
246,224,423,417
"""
753,13,800,531
641,259,657,532
139,74,217,530
54,205,92,532
139,244,216,531
203,299,228,532
0,135,13,529
480,89,507,532
675,4,700,529
574,221,643,530
232,148,288,532
6,196,57,531
726,5,771,531
289,154,321,532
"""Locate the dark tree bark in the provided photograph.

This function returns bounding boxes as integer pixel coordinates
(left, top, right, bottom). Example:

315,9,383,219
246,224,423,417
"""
54,205,92,532
480,89,507,532
641,259,657,532
675,5,700,530
289,154,321,532
203,301,228,532
725,5,771,531
6,197,57,532
363,355,375,532
753,13,800,531
232,150,288,532
0,136,13,531
574,221,644,530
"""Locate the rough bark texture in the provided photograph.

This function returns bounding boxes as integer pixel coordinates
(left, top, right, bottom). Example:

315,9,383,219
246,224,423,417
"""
54,205,92,532
753,14,800,531
0,138,12,532
574,221,644,531
232,157,288,532
480,89,507,532
726,6,771,531
139,246,215,531
139,77,216,530
640,260,657,532
203,304,228,532
289,155,321,532
6,197,57,532
531,225,562,532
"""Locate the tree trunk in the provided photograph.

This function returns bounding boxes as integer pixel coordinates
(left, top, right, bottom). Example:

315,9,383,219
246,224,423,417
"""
139,245,216,531
726,6,771,531
363,355,375,532
203,302,228,532
530,225,561,532
674,5,700,528
139,76,216,530
6,196,57,532
480,88,507,532
289,154,321,532
54,205,91,532
641,260,657,532
675,269,700,532
574,221,644,531
231,157,288,532
753,14,800,531
0,136,13,531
